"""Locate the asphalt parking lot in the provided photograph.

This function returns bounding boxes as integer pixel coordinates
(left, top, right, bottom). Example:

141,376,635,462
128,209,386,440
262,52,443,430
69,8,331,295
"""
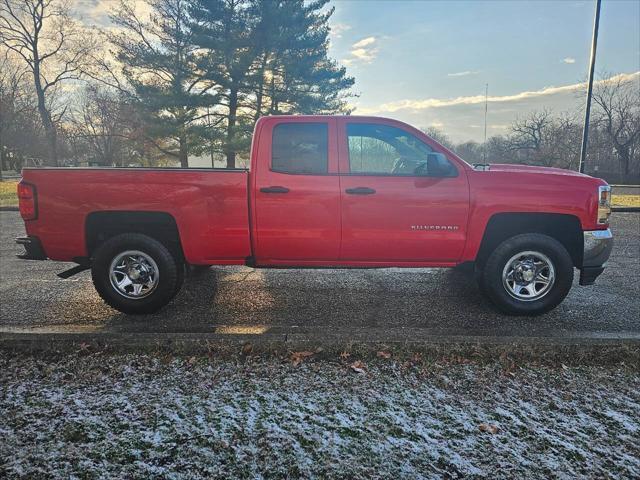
0,211,638,341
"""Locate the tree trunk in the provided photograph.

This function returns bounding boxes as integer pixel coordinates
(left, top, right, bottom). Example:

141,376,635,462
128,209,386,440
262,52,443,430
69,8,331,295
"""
33,61,57,166
268,75,277,114
226,88,238,169
179,132,188,168
254,53,268,123
42,115,58,167
617,146,630,176
0,124,4,179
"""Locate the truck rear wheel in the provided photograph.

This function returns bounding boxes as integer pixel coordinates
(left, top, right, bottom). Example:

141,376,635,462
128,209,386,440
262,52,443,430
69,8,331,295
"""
481,233,574,316
91,233,182,314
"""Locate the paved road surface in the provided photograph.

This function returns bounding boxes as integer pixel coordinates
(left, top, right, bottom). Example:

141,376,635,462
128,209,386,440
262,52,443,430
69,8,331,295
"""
0,211,638,340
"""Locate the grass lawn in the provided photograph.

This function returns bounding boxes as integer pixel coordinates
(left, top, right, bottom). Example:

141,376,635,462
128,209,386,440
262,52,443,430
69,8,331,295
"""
0,180,18,207
612,194,640,207
1,178,638,208
1,351,638,478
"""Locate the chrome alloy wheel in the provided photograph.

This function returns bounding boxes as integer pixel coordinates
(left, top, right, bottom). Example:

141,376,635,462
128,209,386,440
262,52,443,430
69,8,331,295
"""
109,250,159,299
502,250,556,302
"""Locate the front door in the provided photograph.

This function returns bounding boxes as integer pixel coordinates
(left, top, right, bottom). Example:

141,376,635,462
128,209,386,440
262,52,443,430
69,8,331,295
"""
337,119,469,263
253,118,341,264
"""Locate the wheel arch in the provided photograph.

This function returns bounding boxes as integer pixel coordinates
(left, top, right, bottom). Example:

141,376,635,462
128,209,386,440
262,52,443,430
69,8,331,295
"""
476,212,583,268
85,211,185,262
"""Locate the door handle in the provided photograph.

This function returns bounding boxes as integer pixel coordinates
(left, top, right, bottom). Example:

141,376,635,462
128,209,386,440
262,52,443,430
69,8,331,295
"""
260,186,290,194
345,187,376,195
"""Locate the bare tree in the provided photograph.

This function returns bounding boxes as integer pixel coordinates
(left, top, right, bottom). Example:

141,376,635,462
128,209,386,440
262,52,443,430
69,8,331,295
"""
506,109,584,169
453,140,482,164
544,112,581,170
69,85,135,166
508,109,553,165
591,73,640,177
0,53,48,173
0,0,94,165
484,135,513,164
421,126,454,150
0,54,27,175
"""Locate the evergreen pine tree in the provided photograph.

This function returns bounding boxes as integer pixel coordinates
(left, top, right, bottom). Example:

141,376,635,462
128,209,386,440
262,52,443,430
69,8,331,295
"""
190,0,354,167
110,0,216,167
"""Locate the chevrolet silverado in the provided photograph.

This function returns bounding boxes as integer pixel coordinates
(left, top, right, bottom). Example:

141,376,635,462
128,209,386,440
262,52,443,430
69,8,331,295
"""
16,115,613,315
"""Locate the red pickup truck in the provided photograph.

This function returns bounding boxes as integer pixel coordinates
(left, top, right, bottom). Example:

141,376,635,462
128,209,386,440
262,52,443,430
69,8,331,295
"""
16,115,613,316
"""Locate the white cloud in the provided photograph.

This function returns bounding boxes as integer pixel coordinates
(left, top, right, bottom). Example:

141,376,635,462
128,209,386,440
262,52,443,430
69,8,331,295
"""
351,48,376,61
356,71,640,114
72,0,155,26
331,23,351,39
447,71,479,77
343,37,379,66
563,57,576,64
352,37,376,49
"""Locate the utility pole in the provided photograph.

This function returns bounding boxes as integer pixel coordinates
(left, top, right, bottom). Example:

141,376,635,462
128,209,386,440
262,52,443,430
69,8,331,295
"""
483,83,488,163
578,0,602,174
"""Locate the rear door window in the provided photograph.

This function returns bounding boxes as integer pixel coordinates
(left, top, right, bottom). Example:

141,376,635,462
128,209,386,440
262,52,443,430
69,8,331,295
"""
272,123,328,174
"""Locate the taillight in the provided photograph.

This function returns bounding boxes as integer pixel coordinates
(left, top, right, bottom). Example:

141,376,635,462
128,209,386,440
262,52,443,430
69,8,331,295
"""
17,181,38,220
597,185,611,225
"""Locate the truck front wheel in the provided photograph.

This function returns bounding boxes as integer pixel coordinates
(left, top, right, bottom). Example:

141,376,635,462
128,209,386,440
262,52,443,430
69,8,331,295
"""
91,233,182,314
481,233,574,316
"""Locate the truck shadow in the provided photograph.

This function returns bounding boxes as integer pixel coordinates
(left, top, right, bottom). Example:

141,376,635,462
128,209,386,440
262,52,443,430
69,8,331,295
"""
27,261,608,337
97,265,538,335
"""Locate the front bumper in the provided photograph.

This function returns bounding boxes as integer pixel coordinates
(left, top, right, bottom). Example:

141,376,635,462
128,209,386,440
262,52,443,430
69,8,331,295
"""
579,228,613,285
16,236,47,260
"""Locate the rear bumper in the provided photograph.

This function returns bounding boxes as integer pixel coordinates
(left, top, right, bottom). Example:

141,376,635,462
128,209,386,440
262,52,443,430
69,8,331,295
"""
16,236,47,260
579,229,613,285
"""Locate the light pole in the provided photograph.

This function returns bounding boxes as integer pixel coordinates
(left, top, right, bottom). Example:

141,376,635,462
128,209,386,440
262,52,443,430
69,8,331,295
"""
578,0,602,174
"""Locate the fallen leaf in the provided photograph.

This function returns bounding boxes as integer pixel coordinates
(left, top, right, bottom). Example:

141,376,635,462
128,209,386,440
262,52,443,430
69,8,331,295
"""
77,342,90,352
478,423,499,434
503,361,517,376
241,343,253,355
339,351,351,359
290,351,315,367
377,351,391,359
350,360,366,374
187,356,197,365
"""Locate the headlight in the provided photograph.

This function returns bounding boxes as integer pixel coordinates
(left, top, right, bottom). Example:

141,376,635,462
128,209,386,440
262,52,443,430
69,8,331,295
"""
597,185,611,225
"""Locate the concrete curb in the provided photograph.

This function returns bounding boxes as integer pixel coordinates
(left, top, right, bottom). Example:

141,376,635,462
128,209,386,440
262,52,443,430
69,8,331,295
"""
612,206,640,212
1,331,639,363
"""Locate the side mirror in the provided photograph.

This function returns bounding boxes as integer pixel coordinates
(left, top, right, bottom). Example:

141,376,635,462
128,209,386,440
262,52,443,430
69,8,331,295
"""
426,153,456,177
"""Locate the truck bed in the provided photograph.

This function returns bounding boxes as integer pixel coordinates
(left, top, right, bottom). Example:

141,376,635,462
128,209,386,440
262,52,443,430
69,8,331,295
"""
21,168,251,264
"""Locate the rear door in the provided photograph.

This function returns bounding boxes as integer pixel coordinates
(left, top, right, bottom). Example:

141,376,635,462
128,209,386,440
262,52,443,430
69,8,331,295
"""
252,118,341,264
337,118,470,263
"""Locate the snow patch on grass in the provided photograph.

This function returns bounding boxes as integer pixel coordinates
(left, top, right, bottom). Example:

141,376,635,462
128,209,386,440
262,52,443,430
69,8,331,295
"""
0,353,638,478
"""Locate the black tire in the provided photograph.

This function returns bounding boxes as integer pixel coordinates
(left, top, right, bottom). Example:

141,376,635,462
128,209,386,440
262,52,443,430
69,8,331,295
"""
482,233,574,316
91,233,182,314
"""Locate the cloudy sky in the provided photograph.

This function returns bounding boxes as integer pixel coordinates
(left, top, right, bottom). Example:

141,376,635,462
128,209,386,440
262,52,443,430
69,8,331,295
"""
73,0,640,143
328,0,640,142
